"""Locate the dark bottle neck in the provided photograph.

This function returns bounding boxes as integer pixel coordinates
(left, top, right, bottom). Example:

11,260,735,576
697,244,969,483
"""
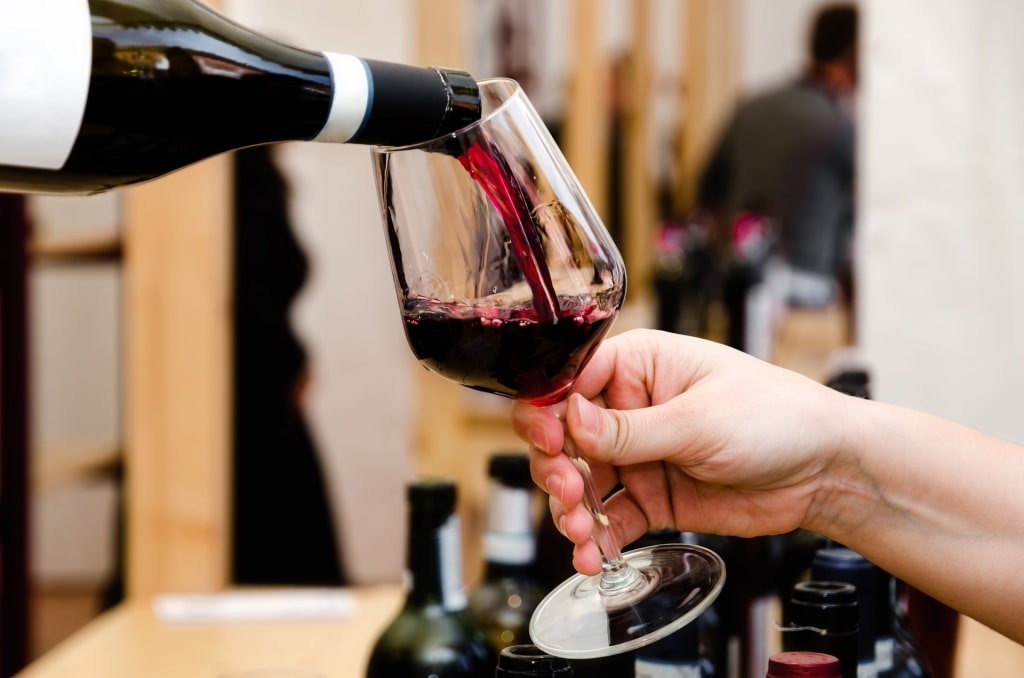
483,560,535,582
406,511,467,610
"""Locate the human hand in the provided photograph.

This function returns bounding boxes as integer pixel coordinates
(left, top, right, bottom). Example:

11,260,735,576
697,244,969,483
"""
511,328,851,575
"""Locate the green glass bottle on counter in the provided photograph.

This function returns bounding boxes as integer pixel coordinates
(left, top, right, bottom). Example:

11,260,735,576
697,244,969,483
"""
365,478,495,677
469,452,547,652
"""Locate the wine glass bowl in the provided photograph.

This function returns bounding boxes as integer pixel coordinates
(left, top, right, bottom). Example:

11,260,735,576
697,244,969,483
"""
371,78,724,659
372,78,624,406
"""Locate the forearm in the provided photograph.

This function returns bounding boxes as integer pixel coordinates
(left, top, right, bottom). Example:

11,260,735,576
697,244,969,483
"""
809,396,1024,642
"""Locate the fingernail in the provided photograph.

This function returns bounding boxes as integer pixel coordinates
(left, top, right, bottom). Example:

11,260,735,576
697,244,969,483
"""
546,475,564,503
574,395,600,434
529,425,549,453
558,514,567,536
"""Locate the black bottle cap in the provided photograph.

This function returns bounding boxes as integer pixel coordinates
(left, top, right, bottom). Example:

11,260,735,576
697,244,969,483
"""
826,369,871,399
496,645,573,676
354,62,480,146
488,452,533,489
812,547,875,574
407,477,457,528
789,580,859,633
434,67,482,133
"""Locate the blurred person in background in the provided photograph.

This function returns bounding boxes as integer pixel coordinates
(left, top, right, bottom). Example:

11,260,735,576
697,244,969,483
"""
698,3,858,361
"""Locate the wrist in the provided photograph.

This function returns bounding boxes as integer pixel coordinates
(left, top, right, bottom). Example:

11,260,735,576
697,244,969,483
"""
803,392,880,541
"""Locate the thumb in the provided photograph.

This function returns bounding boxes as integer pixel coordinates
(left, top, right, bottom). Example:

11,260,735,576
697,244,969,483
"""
566,392,690,467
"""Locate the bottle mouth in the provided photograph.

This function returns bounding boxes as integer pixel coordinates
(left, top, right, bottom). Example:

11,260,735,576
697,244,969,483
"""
370,78,527,153
433,67,482,135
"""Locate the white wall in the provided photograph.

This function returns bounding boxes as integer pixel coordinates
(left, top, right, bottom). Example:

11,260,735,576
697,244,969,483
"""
228,0,419,584
28,193,121,586
858,0,1024,440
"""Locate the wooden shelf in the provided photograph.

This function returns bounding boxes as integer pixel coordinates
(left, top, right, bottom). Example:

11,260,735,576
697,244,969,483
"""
31,442,121,493
28,232,122,264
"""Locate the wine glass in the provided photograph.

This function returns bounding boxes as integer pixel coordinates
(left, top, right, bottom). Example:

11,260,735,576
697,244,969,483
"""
370,78,725,659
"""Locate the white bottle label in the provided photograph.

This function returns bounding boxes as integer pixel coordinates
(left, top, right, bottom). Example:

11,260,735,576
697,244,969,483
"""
483,483,536,565
1,0,92,169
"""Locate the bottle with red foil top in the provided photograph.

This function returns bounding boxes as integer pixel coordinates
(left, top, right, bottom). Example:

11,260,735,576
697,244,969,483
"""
767,651,843,678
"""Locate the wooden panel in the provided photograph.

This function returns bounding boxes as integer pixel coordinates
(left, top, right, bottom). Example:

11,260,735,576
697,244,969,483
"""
563,0,610,222
679,0,742,212
622,0,655,304
415,0,469,69
122,154,233,596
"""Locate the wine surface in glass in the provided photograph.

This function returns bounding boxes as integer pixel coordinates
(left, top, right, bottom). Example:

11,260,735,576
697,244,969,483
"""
402,296,616,405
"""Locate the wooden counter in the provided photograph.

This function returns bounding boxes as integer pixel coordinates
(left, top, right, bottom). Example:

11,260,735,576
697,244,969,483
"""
14,584,1024,677
15,586,403,678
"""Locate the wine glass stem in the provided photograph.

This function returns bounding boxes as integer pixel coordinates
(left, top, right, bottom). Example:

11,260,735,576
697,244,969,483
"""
562,433,641,593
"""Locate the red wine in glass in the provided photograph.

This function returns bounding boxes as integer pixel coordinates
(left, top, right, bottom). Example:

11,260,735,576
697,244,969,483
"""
402,296,617,406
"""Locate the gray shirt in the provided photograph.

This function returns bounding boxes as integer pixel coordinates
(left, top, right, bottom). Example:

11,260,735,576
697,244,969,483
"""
699,77,855,277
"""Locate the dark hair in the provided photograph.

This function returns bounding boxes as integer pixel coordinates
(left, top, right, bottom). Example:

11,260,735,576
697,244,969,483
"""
810,3,858,64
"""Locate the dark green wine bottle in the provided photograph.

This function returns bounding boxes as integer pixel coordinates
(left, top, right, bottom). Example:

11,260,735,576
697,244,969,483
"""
468,452,546,652
365,478,495,678
1,0,480,195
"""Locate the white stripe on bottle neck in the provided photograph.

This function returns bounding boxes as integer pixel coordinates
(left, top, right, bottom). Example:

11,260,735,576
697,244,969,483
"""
315,52,371,143
0,0,91,170
438,514,468,611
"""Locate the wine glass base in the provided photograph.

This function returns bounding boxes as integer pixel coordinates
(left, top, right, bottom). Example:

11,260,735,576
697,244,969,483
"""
529,543,726,659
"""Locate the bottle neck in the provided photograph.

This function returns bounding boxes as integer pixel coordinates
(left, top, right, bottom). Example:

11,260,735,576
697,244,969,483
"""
316,57,479,146
406,512,467,611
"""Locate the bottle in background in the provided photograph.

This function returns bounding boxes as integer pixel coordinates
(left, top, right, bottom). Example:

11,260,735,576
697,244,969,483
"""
366,478,495,678
495,645,574,677
781,581,860,678
887,578,932,678
1,0,481,194
700,529,827,678
810,548,878,678
469,452,546,652
766,651,842,678
630,530,704,678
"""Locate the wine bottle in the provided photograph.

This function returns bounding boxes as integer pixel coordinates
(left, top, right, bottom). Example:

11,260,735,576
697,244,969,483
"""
700,529,826,678
781,581,860,678
468,452,547,652
766,651,842,678
810,548,878,678
366,478,495,678
886,579,932,678
630,530,704,678
1,0,481,195
495,645,574,677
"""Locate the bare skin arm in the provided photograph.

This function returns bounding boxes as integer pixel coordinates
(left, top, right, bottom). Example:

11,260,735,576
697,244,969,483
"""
511,329,1024,644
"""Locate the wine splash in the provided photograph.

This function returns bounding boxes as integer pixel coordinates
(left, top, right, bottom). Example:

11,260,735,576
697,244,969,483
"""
455,133,560,324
